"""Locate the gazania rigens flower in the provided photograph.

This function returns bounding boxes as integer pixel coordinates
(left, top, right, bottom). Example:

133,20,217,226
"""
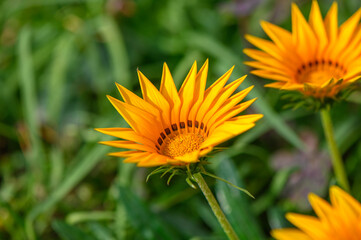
96,60,262,167
271,186,361,240
244,1,361,99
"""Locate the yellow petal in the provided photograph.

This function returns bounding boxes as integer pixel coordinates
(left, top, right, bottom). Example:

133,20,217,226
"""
261,21,293,51
245,34,284,61
173,150,200,163
188,60,209,125
116,83,162,121
330,186,361,219
244,48,297,70
324,2,338,44
202,75,247,126
251,70,291,82
286,213,327,239
308,0,328,57
123,152,150,163
99,140,156,152
207,98,257,132
271,228,312,240
308,193,334,222
264,82,286,88
337,7,361,47
245,61,293,76
196,66,234,121
137,153,169,167
107,95,161,139
339,26,361,65
178,61,197,123
108,151,142,157
292,3,317,62
138,70,171,127
160,62,181,126
95,127,154,147
201,122,255,149
228,114,264,124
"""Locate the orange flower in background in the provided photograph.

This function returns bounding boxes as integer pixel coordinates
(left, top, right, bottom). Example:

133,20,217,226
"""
272,186,361,240
96,60,262,167
244,1,361,99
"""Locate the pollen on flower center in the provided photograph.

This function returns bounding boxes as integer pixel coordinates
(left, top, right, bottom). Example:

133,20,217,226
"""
160,133,204,158
296,60,347,84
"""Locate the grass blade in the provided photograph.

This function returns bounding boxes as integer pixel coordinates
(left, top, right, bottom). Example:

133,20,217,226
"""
215,153,265,240
98,16,131,88
47,33,74,125
118,186,177,240
25,144,108,240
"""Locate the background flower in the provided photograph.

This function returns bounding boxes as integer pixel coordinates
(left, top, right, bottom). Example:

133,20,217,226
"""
272,186,361,240
244,1,361,99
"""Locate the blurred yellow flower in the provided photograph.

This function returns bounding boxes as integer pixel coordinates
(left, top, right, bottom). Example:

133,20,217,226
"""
96,60,262,167
272,186,361,240
244,1,361,99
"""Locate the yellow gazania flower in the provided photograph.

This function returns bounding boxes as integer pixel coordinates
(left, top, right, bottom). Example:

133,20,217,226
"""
244,1,361,99
96,60,262,167
271,186,361,240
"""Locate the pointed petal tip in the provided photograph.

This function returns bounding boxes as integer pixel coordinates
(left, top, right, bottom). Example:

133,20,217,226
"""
94,128,102,133
162,62,170,70
260,20,270,28
106,95,120,103
255,114,264,121
245,34,252,41
243,48,250,54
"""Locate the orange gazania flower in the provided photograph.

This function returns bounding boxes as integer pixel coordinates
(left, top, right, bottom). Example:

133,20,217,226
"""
96,60,262,167
244,1,361,99
272,186,361,240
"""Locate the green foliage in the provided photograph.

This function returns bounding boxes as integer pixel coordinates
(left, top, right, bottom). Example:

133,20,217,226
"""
1,0,361,239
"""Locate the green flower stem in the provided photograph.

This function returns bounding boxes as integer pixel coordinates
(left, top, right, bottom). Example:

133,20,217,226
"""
320,108,350,192
193,172,239,240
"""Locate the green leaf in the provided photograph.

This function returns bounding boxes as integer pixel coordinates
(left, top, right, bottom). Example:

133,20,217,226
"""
98,16,131,88
118,186,177,240
25,145,108,240
18,26,45,171
52,220,96,240
47,33,74,125
215,154,265,240
252,168,296,215
66,211,114,225
87,222,116,240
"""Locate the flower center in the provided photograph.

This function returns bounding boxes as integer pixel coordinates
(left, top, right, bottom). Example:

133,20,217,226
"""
160,133,204,158
296,60,347,84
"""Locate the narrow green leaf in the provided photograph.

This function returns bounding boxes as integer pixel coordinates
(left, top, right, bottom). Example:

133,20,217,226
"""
215,154,265,240
25,145,108,240
118,186,177,240
66,211,114,225
87,222,116,240
18,26,44,168
52,220,96,240
47,33,74,124
98,16,131,88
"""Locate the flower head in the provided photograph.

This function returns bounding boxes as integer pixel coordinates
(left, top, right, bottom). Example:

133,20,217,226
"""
272,186,361,240
96,60,262,167
244,1,361,99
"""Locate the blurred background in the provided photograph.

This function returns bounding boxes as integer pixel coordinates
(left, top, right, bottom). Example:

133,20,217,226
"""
1,0,361,239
